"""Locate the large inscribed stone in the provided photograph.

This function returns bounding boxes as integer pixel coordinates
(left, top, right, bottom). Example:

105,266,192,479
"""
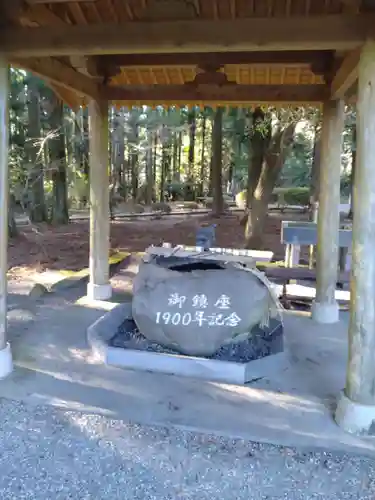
132,255,281,356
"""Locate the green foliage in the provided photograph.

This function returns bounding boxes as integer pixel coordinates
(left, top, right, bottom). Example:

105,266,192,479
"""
235,190,247,209
278,130,313,188
236,186,310,207
340,172,352,197
272,187,310,206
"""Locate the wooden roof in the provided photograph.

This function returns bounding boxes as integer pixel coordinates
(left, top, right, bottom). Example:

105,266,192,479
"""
4,0,373,108
16,0,360,25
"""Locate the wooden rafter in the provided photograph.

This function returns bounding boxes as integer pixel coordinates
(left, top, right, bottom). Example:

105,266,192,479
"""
2,15,375,57
12,57,100,99
331,48,360,99
20,3,102,80
103,83,329,104
21,3,66,25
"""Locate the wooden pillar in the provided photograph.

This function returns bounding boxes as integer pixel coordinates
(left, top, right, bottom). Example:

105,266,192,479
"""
311,99,344,323
0,56,13,378
87,99,111,301
335,41,375,434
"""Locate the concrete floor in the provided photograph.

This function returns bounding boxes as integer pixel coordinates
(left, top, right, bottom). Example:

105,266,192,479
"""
2,266,375,459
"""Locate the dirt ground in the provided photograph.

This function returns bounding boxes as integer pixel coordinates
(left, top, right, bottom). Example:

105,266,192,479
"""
8,209,309,277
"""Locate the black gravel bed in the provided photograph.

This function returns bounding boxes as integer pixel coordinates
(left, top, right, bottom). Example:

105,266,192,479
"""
110,316,283,363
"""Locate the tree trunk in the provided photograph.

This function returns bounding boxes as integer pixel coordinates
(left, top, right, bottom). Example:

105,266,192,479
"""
8,193,18,238
114,109,125,197
49,96,69,225
172,131,178,181
130,117,139,201
348,125,356,219
160,138,167,202
131,154,138,201
228,162,234,194
228,108,240,195
187,109,196,179
81,107,89,177
245,124,296,249
309,124,321,221
26,78,47,222
176,131,182,182
211,107,224,216
208,156,213,196
246,108,268,209
152,131,158,186
145,128,154,205
198,111,207,197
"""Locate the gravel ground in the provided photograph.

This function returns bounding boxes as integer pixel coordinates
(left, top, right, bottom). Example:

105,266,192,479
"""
0,398,375,500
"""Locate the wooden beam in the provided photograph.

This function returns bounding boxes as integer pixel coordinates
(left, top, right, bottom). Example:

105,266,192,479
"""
27,0,97,3
339,0,360,6
331,47,361,99
100,50,334,69
1,15,375,57
70,55,103,79
49,82,82,109
103,84,329,104
12,57,100,99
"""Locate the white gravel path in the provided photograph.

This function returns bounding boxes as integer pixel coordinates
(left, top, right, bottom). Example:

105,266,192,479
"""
0,398,374,500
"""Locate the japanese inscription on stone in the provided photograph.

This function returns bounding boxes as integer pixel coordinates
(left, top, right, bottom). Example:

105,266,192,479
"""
155,293,242,328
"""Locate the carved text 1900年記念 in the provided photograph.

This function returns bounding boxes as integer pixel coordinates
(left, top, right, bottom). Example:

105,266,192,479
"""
156,293,242,328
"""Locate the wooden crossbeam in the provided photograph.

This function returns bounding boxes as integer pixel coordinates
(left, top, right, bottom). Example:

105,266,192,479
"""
12,57,100,100
103,84,329,104
1,15,374,57
339,0,361,6
331,47,361,99
27,0,96,3
101,51,334,70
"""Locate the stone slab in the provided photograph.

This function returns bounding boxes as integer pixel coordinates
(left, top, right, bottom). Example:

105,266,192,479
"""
88,301,287,385
106,346,287,385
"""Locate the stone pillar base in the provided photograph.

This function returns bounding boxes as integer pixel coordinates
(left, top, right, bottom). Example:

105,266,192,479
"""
335,390,375,435
311,300,339,324
0,343,13,379
87,282,112,301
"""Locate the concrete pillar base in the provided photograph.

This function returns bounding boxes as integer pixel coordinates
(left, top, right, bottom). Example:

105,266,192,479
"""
335,390,375,435
87,282,112,301
0,343,13,379
311,300,339,324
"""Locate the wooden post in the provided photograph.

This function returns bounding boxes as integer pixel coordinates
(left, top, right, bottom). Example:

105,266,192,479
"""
0,56,13,378
335,41,375,435
87,99,111,301
311,99,344,323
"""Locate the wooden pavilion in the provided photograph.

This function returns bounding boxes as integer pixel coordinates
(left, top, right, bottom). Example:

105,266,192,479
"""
0,0,374,435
